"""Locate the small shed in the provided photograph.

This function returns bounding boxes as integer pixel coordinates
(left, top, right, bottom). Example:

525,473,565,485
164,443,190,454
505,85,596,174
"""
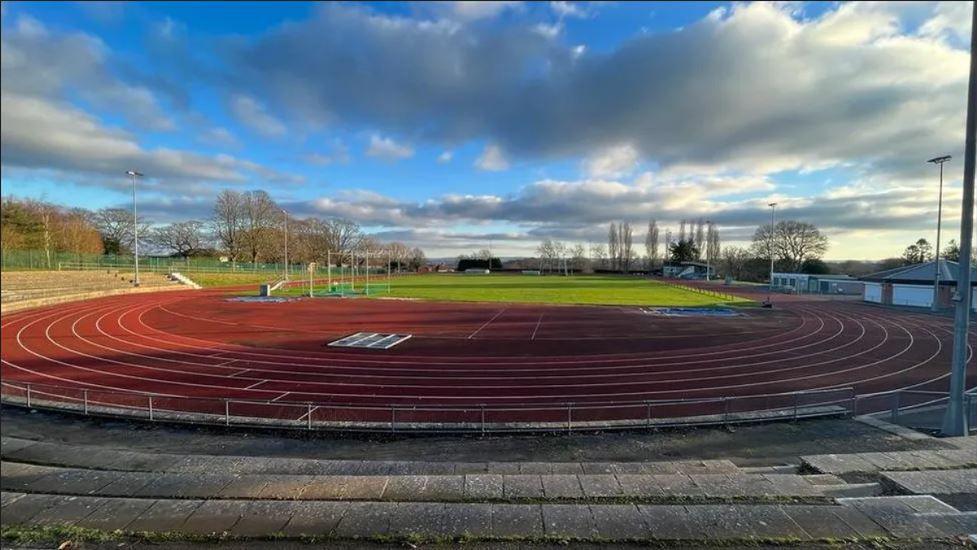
771,272,863,295
663,261,713,280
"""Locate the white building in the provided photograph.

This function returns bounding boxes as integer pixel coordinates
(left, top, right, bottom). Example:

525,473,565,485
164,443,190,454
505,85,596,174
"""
771,272,863,295
861,260,976,310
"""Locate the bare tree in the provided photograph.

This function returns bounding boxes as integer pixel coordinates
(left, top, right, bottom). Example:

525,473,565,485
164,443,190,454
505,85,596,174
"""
212,190,244,263
408,247,426,271
706,222,721,266
570,243,588,273
752,220,829,272
721,246,751,280
93,208,147,255
693,218,705,260
621,222,634,273
645,220,659,270
607,223,619,272
240,190,279,267
327,218,364,263
589,242,607,270
151,221,205,258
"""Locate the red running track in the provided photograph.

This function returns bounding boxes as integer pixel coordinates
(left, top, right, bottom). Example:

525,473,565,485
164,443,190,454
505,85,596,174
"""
2,287,975,426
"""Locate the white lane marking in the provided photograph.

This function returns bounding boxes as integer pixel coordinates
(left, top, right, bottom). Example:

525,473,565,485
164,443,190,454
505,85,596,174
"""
228,368,251,377
468,308,507,340
245,380,267,390
531,314,544,341
271,392,290,402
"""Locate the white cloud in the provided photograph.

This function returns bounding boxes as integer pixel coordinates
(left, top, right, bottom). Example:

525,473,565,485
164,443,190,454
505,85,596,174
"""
533,22,562,39
229,94,286,137
199,127,238,148
366,134,414,160
475,144,509,171
439,1,523,21
550,2,588,19
305,139,351,166
437,150,454,164
584,143,639,178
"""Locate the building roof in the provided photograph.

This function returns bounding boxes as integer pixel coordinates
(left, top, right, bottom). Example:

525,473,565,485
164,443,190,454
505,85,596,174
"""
861,260,977,285
772,272,856,280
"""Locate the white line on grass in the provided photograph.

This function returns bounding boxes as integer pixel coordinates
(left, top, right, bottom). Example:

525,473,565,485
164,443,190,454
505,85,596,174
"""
468,308,507,340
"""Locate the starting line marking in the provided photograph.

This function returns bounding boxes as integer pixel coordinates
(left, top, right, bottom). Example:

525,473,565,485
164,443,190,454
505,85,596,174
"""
245,380,266,390
531,313,544,341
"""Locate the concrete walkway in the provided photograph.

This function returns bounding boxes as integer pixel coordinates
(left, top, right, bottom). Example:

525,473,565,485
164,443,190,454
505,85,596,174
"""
4,491,974,542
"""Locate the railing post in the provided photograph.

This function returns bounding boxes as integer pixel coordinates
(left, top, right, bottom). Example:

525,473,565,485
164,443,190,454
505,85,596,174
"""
83,389,89,415
148,395,154,421
793,392,799,421
26,384,31,408
225,400,230,426
890,391,901,423
307,403,312,430
723,397,730,423
567,403,573,431
391,407,396,433
480,405,486,435
646,401,652,427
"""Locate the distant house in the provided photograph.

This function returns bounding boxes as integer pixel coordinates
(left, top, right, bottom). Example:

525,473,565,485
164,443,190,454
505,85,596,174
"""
663,261,713,280
771,272,863,295
860,260,976,309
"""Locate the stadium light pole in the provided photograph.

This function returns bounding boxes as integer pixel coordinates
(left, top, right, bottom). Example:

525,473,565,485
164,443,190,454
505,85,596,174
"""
928,155,952,312
767,203,777,303
281,209,288,282
942,5,976,437
126,170,143,287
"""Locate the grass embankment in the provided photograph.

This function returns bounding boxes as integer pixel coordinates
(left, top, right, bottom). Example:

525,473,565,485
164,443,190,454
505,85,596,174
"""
184,271,283,288
328,273,753,307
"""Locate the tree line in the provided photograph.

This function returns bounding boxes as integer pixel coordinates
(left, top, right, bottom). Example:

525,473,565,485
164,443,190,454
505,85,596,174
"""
1,193,426,271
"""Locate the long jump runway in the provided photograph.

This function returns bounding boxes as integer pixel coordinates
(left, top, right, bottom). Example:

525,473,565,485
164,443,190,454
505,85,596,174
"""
2,288,975,427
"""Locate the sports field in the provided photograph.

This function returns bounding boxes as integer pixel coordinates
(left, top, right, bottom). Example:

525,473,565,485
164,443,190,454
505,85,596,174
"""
370,273,747,307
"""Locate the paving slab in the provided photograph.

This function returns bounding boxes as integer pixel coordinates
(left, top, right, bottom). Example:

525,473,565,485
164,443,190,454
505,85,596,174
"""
638,505,700,539
0,493,63,524
518,462,554,474
838,496,948,538
416,475,464,501
801,453,877,474
578,474,622,498
230,500,294,536
920,512,977,536
134,473,234,498
298,476,350,500
125,499,204,532
0,438,37,456
385,502,446,538
332,502,392,538
541,474,585,499
27,468,122,496
94,471,161,497
75,497,156,531
338,475,389,500
883,469,977,495
803,474,846,485
761,474,823,496
179,499,246,534
255,476,316,499
279,501,349,536
541,503,598,539
490,503,543,538
25,495,104,526
464,474,503,500
687,504,759,539
1,491,26,508
0,462,55,492
614,474,663,497
503,474,544,499
781,505,862,539
589,503,648,540
654,474,703,496
381,475,428,501
441,502,493,538
733,505,810,539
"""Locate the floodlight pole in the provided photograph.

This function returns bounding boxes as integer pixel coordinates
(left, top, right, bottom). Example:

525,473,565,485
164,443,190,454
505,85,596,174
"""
928,156,951,312
126,170,143,287
767,203,777,303
942,5,977,437
281,209,289,282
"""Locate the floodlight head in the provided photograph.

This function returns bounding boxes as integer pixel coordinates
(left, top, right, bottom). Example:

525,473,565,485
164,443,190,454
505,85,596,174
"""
768,202,777,208
927,155,952,164
126,170,144,177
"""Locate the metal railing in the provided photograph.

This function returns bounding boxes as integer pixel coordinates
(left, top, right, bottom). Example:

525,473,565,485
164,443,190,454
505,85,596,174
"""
0,381,857,433
657,280,743,303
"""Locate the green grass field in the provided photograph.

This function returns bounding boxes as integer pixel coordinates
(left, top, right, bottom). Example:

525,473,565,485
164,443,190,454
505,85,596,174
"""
288,273,750,307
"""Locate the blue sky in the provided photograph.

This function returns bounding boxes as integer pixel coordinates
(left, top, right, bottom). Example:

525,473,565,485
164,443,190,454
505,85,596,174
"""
1,1,973,259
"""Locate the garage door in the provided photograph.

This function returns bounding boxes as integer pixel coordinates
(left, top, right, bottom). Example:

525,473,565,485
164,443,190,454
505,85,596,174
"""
863,282,882,303
892,284,932,308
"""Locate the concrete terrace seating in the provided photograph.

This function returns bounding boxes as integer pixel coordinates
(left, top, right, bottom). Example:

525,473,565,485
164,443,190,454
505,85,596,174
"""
0,270,182,308
1,434,975,544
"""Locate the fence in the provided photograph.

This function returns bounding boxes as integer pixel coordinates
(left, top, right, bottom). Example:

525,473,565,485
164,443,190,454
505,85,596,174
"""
0,381,857,433
658,280,742,303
